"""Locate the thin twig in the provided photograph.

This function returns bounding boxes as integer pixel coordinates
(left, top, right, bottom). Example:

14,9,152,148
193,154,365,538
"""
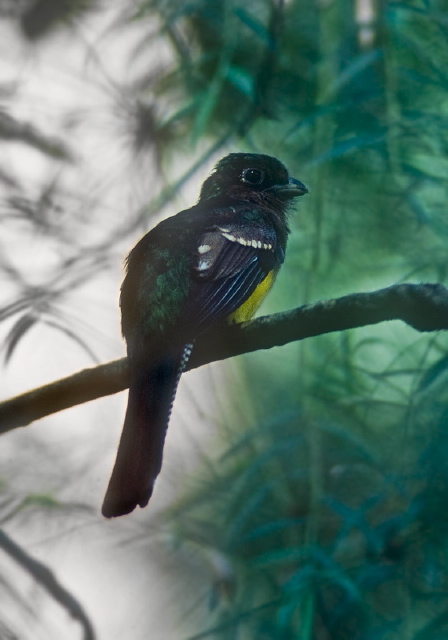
0,528,95,640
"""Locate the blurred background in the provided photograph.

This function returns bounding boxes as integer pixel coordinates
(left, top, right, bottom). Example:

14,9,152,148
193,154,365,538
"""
1,0,448,638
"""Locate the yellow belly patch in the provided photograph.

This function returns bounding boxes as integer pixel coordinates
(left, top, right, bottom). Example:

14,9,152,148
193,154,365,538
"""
227,269,277,324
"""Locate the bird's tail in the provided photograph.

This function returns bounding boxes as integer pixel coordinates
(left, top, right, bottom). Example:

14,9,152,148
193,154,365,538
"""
102,345,192,518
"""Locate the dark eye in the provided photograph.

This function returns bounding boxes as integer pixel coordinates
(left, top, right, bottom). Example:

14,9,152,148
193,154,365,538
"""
242,168,264,185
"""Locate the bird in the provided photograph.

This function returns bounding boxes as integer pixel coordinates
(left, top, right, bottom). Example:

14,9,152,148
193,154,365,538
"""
101,153,307,517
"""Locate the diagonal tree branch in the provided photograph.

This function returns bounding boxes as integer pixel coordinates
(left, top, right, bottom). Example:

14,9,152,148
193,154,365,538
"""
0,528,95,640
1,283,448,435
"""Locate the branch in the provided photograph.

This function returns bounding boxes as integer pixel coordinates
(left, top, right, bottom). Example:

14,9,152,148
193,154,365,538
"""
1,283,448,435
0,528,95,640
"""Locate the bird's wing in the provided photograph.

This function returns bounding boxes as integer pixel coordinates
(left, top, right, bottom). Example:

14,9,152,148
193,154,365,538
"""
187,222,278,328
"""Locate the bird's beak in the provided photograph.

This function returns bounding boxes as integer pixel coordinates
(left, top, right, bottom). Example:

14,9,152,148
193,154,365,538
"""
270,177,308,199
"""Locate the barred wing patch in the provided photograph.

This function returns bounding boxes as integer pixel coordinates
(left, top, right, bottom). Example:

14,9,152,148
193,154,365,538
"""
193,224,276,280
187,224,277,330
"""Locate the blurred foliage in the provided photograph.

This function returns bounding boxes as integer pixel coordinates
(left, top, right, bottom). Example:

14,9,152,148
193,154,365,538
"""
19,0,100,40
2,0,448,638
135,0,448,638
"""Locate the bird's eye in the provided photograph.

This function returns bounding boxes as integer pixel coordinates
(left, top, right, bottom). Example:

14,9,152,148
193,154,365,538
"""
242,168,264,185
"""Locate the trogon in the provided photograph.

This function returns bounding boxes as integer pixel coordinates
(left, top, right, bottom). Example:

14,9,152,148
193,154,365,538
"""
102,153,307,517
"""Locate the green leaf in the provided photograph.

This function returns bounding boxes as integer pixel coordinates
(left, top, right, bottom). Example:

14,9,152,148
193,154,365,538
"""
226,65,255,98
418,355,448,391
234,8,272,44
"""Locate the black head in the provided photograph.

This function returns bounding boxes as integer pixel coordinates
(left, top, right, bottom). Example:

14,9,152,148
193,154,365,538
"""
199,153,308,207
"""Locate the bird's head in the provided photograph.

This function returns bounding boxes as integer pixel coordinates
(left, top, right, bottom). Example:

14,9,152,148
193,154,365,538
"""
199,153,308,209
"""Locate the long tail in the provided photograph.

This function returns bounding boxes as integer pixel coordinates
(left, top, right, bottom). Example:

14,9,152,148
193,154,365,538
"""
102,345,192,518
